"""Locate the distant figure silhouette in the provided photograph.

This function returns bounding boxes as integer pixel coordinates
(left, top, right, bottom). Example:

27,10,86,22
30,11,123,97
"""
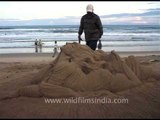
52,41,60,57
39,39,43,53
34,39,38,53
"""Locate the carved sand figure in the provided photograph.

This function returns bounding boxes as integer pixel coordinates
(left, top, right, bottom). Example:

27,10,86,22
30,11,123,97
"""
16,43,160,98
1,43,160,100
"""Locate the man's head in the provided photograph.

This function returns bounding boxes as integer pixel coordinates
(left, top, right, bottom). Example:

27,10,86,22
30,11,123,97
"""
86,4,94,13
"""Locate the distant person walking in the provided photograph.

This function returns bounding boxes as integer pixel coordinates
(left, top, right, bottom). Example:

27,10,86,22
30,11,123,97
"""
38,39,43,53
78,4,103,50
34,39,38,53
52,41,60,57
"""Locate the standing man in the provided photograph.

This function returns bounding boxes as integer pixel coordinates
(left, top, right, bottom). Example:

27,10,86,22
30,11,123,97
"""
52,41,60,57
35,39,38,53
38,39,43,53
78,4,103,50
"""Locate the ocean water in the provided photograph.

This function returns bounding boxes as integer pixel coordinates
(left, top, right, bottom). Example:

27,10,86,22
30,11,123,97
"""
0,25,160,54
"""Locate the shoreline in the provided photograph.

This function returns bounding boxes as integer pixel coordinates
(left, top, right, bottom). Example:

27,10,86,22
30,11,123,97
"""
117,51,160,57
0,53,54,63
0,50,160,56
0,51,160,63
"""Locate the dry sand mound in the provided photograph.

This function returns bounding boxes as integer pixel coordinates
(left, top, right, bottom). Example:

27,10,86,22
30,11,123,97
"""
13,43,160,98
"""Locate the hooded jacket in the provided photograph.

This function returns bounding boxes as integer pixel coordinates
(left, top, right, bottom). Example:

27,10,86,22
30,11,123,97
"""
78,12,103,41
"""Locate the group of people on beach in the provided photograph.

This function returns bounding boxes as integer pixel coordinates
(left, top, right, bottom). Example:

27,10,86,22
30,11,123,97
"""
34,39,60,57
34,39,43,53
35,4,103,57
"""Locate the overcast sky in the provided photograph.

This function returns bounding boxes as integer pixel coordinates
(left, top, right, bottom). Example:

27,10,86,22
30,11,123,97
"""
0,1,159,25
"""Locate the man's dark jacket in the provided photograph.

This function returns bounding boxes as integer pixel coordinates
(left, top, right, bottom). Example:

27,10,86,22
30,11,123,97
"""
78,12,103,41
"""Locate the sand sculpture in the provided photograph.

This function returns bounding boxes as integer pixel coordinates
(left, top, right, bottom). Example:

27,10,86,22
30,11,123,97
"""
15,43,160,98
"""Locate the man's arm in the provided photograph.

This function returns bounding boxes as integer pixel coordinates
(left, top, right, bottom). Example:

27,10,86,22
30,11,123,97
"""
78,17,83,36
78,17,83,43
96,16,103,39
